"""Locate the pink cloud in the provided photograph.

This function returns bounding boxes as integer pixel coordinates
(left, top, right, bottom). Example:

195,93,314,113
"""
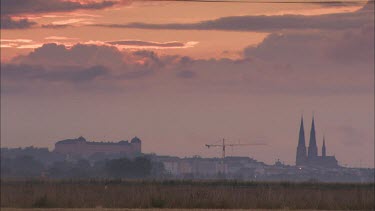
1,39,33,43
45,36,79,40
105,40,199,50
16,44,44,49
51,18,92,25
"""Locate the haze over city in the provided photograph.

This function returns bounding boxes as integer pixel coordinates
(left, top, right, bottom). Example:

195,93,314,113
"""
1,0,374,168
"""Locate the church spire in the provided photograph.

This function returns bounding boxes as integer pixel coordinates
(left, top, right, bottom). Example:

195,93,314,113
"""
296,115,307,165
308,115,318,158
298,116,306,147
322,135,326,157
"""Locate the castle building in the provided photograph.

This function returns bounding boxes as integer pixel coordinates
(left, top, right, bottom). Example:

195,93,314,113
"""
295,116,338,168
54,136,142,158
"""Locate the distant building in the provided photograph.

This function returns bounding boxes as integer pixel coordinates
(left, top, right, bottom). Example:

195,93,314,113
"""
154,155,265,179
54,136,141,158
295,116,338,168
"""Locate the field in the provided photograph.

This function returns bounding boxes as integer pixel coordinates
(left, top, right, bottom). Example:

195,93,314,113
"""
0,209,351,211
1,180,374,210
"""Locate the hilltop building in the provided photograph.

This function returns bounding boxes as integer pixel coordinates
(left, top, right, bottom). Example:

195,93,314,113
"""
295,116,338,168
54,136,141,158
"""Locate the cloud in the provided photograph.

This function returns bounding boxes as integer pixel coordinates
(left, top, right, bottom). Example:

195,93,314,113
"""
1,0,117,15
84,40,198,50
1,0,120,29
236,25,373,94
51,18,93,26
45,36,79,40
96,2,373,32
2,22,373,96
0,16,37,29
1,39,37,48
12,43,124,67
108,40,183,47
309,1,364,8
243,25,374,64
41,24,72,29
4,43,177,84
1,39,59,49
1,38,198,51
16,44,45,49
1,39,33,43
106,40,198,49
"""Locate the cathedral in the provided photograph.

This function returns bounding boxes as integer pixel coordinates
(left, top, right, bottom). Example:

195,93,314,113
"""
296,116,338,168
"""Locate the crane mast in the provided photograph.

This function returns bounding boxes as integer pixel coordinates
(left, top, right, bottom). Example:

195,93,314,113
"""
205,138,266,175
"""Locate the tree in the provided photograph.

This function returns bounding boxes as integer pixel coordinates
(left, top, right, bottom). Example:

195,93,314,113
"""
105,157,152,179
70,159,92,178
105,157,132,178
133,157,152,178
7,156,44,178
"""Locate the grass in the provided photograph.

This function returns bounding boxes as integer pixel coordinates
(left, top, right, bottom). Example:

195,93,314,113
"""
1,180,374,210
0,209,350,211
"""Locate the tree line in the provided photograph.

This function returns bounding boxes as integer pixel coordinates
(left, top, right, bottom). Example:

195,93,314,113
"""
1,147,165,179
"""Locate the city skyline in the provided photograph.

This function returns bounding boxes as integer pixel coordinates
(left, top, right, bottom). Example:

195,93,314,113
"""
1,0,374,168
0,113,371,168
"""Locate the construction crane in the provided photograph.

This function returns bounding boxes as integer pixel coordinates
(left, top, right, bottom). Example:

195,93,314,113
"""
205,138,266,174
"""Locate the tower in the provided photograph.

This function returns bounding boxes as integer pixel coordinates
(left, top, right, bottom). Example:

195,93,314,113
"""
130,136,142,155
322,136,326,157
308,116,318,159
296,116,307,165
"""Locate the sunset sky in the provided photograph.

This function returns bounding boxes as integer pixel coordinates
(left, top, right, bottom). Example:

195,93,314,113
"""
1,0,374,167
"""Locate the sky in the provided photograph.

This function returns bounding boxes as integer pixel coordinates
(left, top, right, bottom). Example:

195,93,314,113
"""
1,0,374,167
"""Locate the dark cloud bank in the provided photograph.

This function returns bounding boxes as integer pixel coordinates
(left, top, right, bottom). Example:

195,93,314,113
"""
0,0,119,29
1,0,116,15
0,16,37,29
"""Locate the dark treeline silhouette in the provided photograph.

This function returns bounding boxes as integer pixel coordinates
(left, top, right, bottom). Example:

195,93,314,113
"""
1,147,166,179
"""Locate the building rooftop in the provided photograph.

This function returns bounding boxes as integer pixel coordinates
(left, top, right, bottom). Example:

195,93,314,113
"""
55,136,137,145
131,136,141,143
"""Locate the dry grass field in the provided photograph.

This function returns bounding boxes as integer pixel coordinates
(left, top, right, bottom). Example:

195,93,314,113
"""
0,209,351,211
1,180,374,210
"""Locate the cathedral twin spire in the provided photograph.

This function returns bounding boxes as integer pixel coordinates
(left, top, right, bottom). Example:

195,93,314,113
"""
307,116,318,158
296,116,307,165
296,115,327,166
